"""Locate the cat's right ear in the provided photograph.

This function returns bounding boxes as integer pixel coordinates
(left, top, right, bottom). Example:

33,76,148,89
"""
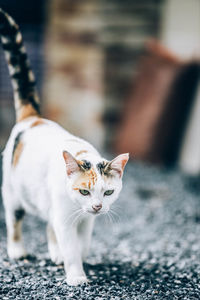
63,151,80,176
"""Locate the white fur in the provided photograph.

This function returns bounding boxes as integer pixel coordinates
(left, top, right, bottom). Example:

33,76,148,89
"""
2,116,128,286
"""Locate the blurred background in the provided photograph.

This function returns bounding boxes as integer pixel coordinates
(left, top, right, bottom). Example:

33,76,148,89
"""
0,2,200,296
0,0,199,176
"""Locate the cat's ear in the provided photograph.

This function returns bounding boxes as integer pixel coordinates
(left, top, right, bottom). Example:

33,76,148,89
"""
63,151,80,176
107,153,129,177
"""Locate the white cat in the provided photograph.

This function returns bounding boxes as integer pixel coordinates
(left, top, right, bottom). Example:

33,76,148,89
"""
0,8,129,286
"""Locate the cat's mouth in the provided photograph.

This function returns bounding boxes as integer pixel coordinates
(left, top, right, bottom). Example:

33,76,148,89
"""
87,210,102,215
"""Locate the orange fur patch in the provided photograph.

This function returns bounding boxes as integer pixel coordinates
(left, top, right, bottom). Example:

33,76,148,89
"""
121,158,128,170
72,168,97,190
47,225,57,244
72,187,79,191
75,150,88,157
13,221,22,242
13,142,24,167
30,118,45,128
17,104,39,122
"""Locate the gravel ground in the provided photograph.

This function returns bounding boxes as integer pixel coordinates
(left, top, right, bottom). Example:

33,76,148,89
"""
0,160,200,299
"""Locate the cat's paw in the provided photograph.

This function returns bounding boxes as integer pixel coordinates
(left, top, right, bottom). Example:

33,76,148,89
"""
66,275,88,286
48,244,63,265
7,242,27,259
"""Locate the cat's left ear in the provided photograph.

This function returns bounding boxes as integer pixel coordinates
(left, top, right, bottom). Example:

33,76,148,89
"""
108,153,129,177
63,151,80,176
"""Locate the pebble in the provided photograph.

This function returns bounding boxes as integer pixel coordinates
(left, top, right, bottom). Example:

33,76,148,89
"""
0,162,200,299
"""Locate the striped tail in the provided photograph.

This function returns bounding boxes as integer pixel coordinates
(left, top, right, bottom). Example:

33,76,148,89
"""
0,8,40,122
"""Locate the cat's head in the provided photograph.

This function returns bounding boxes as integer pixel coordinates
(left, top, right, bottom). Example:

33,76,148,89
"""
63,151,129,215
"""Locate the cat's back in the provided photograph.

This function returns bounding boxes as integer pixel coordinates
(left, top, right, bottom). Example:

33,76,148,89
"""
4,116,68,152
3,117,71,174
3,116,99,174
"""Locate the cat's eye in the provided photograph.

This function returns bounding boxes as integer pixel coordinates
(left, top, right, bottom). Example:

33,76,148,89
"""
79,189,90,196
104,190,114,196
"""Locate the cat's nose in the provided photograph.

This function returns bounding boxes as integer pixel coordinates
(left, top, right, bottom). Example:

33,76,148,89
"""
92,204,102,212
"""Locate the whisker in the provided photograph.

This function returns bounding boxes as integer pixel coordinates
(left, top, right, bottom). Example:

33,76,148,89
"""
104,212,111,225
64,208,81,223
70,210,85,228
63,208,83,226
111,204,122,213
107,211,114,224
109,209,121,224
110,211,116,223
70,212,82,228
110,209,120,220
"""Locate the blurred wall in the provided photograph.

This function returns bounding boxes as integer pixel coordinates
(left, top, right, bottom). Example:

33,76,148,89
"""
101,0,163,148
43,0,163,151
43,0,105,150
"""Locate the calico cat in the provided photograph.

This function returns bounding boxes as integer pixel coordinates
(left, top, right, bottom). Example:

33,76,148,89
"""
0,8,129,286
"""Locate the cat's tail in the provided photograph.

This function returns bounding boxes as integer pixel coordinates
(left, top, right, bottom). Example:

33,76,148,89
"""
0,8,40,122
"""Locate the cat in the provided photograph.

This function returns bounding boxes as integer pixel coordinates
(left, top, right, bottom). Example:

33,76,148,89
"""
0,8,129,286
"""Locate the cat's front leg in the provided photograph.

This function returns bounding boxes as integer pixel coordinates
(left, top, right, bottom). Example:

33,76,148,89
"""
53,221,88,286
47,224,63,265
78,216,94,261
